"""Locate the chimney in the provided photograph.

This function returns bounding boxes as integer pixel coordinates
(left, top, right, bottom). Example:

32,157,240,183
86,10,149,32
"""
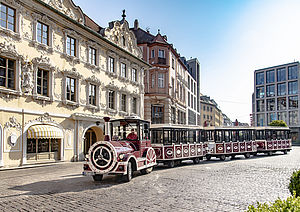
134,19,139,30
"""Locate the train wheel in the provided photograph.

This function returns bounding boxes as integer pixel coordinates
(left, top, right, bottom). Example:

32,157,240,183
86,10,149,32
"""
124,161,133,182
244,153,251,159
283,150,288,154
267,151,273,156
141,167,153,175
175,160,182,166
168,160,175,168
206,155,212,161
92,174,103,182
193,157,200,164
220,155,226,161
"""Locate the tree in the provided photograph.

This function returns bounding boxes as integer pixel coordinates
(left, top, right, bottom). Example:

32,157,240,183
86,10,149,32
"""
268,120,288,127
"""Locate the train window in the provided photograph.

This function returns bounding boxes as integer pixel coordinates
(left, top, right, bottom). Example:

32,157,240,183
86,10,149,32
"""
215,131,222,143
151,130,163,144
256,130,265,140
224,130,230,142
232,131,237,142
238,131,244,142
188,130,196,143
197,130,202,143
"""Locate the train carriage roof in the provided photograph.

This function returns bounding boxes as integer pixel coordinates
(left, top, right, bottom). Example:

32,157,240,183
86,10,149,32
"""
150,124,203,130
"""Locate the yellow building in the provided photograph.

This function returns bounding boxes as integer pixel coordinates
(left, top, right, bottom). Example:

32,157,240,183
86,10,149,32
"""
200,95,224,127
0,0,150,168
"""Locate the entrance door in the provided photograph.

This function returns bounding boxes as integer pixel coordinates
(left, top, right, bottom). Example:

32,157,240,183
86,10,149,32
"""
84,129,97,155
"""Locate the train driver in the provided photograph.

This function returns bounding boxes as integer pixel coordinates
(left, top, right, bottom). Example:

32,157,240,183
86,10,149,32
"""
127,128,138,140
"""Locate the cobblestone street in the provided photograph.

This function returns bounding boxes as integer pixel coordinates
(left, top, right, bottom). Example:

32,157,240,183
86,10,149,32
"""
0,147,299,212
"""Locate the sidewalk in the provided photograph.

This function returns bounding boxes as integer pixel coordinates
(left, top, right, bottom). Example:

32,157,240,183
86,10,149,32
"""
0,161,80,171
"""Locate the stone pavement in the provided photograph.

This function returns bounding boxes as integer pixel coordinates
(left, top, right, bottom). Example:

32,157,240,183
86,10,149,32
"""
0,147,300,212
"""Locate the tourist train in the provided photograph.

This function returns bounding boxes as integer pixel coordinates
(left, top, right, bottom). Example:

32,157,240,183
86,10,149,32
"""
82,117,292,182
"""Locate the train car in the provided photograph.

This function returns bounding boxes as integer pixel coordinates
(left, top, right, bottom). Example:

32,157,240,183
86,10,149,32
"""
150,124,205,168
255,127,292,155
83,117,156,182
203,127,257,160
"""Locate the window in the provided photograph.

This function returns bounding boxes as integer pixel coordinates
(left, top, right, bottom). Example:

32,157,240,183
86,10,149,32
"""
151,49,155,58
256,100,264,112
0,3,15,32
257,114,265,126
151,74,155,88
121,63,127,78
158,49,165,58
89,84,96,106
152,105,164,124
171,78,175,97
66,77,76,101
277,67,286,82
256,86,264,98
121,94,126,112
89,47,96,65
266,98,275,111
267,113,276,124
109,57,114,72
36,22,49,45
131,68,137,82
266,70,275,83
132,97,137,114
277,97,286,110
188,93,190,107
289,96,298,109
172,58,175,69
288,65,298,80
256,72,264,85
108,90,115,109
203,105,206,111
158,73,164,88
203,114,206,119
122,36,126,47
0,56,15,89
37,69,49,96
289,111,298,125
66,36,76,56
278,112,287,123
277,83,286,96
266,85,275,97
288,81,298,95
171,107,176,124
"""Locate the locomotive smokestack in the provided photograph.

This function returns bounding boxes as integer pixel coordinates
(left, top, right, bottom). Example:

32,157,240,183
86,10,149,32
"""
103,117,111,141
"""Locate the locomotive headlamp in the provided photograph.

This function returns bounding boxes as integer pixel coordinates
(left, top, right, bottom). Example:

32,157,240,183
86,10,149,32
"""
119,154,124,160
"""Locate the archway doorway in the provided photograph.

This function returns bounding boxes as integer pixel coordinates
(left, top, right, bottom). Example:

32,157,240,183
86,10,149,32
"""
83,126,104,155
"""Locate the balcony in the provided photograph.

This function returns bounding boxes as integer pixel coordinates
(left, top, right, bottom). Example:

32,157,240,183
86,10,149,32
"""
157,57,166,65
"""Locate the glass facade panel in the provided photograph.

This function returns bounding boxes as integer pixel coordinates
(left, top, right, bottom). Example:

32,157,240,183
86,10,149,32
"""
267,113,276,124
266,84,275,97
256,100,264,112
257,114,265,126
289,96,298,109
277,83,286,96
277,97,286,110
288,81,298,95
266,98,275,111
288,65,298,80
256,72,264,85
277,67,286,82
256,86,264,98
289,111,298,126
278,112,287,123
266,70,275,83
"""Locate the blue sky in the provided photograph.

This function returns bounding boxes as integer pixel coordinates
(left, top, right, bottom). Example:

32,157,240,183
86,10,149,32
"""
73,0,300,123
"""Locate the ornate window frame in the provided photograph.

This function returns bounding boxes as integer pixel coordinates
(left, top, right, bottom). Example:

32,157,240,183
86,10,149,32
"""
62,29,81,64
0,42,23,96
130,95,140,116
84,41,100,72
119,90,129,116
85,75,102,111
31,56,55,102
119,57,130,82
105,82,119,115
30,14,54,54
105,51,118,78
61,68,82,107
0,0,22,41
130,63,140,85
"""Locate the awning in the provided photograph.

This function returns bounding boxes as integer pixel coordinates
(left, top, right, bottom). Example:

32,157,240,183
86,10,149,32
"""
27,125,63,139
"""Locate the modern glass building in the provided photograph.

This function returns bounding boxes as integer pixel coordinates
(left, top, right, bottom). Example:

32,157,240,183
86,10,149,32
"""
253,62,300,140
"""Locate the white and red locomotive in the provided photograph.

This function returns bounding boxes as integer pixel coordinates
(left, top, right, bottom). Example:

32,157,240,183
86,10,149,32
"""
83,117,156,182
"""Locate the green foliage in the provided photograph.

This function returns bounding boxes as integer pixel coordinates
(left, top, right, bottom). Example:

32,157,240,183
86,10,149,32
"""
289,170,300,197
268,120,288,127
247,195,300,211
